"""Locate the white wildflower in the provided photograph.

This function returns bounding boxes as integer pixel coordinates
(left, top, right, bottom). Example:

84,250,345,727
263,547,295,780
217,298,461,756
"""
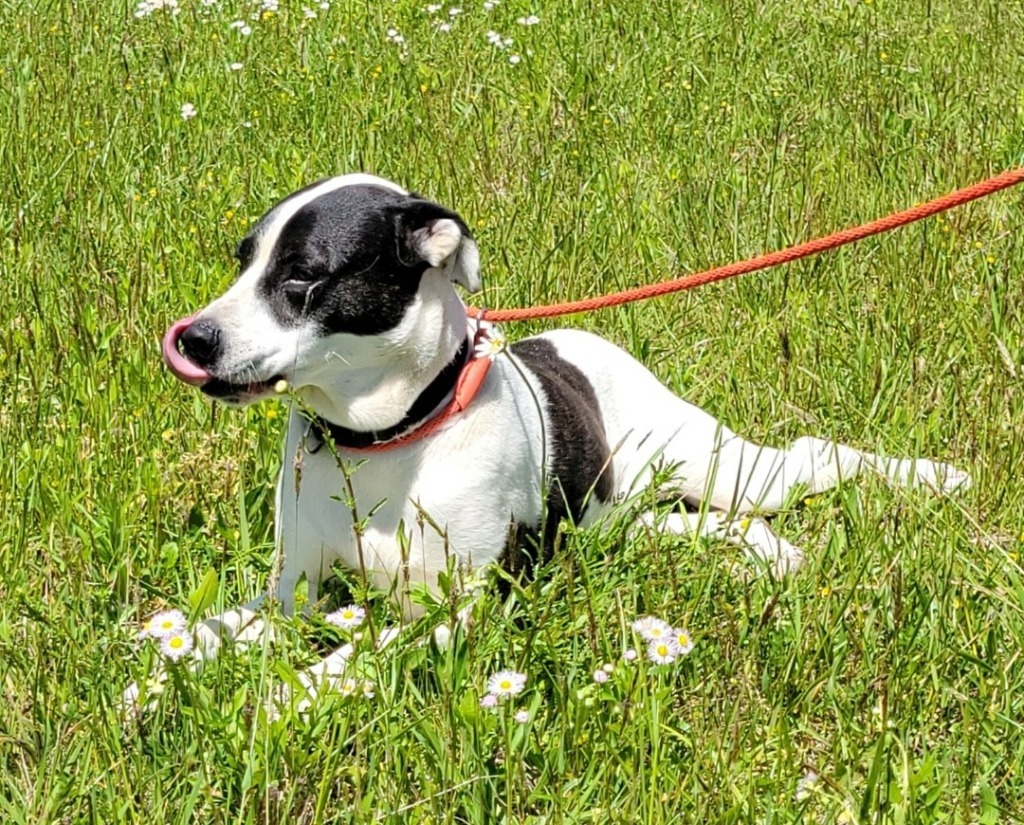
160,630,194,662
486,669,526,698
647,637,681,665
324,604,366,630
631,615,672,641
140,609,187,639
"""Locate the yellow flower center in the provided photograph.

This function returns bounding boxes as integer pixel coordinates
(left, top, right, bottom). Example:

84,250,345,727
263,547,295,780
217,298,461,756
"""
499,680,512,691
656,644,669,657
169,637,184,649
160,620,175,629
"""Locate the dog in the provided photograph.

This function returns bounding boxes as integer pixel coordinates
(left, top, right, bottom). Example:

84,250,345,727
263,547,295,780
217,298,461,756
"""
134,173,969,709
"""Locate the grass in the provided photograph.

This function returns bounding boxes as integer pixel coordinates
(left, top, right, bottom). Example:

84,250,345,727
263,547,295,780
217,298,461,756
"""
2,0,1024,821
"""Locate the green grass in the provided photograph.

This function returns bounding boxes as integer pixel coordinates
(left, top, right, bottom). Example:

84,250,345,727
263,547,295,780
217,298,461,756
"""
2,0,1024,821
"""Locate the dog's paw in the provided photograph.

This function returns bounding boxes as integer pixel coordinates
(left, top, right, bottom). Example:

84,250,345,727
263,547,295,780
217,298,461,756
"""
118,672,168,720
904,460,972,495
727,518,805,578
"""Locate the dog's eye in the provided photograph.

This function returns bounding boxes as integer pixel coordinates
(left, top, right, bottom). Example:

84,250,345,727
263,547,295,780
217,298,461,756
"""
281,278,320,310
282,278,316,295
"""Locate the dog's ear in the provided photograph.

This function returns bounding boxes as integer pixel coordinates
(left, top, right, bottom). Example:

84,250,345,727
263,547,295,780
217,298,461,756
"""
398,199,482,294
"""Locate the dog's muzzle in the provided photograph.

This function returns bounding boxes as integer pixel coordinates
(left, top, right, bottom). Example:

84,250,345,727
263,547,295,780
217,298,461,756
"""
162,316,213,386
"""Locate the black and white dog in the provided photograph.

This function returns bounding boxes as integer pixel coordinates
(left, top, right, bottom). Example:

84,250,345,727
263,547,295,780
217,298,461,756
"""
146,173,969,705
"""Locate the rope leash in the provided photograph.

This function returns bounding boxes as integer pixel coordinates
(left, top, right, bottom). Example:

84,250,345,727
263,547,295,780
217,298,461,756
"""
331,167,1024,452
467,167,1024,324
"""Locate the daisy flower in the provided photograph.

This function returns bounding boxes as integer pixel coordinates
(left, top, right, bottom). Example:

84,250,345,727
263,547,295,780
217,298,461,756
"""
141,609,187,639
180,103,197,121
480,693,498,709
340,677,359,697
487,669,526,698
593,668,609,684
795,770,818,802
473,320,506,360
160,630,195,662
672,627,695,655
647,637,681,665
631,615,671,642
623,648,638,662
324,604,366,630
361,680,375,699
514,709,530,724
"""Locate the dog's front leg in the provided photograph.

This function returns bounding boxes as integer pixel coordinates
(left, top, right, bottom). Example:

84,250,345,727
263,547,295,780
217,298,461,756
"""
119,595,270,715
272,627,402,717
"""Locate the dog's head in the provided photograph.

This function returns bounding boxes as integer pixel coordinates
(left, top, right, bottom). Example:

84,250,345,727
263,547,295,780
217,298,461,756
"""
163,175,480,413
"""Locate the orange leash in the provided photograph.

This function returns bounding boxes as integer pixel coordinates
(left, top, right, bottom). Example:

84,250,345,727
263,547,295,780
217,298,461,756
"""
468,167,1024,323
347,168,1024,452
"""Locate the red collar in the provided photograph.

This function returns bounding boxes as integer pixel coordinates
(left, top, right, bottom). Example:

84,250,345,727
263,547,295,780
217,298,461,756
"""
306,324,495,454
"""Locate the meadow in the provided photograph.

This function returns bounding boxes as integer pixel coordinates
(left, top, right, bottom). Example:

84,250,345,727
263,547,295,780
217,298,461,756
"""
2,0,1024,821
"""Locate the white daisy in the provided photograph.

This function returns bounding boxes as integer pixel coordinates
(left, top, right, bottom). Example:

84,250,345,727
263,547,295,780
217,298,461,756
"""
480,693,498,708
160,630,194,661
672,627,695,655
325,604,365,630
141,609,187,639
228,62,244,71
795,770,818,802
631,615,672,641
180,102,197,121
473,320,506,360
487,669,526,697
514,709,530,723
508,54,521,65
592,668,609,684
647,637,681,665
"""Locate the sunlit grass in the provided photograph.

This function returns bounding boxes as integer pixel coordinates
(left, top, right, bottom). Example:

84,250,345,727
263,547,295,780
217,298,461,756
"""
2,0,1024,821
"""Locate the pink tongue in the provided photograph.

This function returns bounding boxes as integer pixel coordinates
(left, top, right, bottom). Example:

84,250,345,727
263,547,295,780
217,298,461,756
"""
162,316,212,386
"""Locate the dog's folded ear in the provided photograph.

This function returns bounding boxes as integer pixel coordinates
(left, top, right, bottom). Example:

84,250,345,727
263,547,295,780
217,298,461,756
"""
398,199,482,294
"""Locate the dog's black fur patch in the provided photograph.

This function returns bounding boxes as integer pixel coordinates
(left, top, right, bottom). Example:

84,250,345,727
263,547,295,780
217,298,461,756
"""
247,184,467,337
501,337,614,577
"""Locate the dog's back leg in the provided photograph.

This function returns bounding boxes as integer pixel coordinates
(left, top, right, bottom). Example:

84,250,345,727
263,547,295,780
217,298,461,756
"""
637,511,804,577
691,435,971,514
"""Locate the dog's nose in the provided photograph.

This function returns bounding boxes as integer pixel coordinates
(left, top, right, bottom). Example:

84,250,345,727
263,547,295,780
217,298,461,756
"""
179,320,221,368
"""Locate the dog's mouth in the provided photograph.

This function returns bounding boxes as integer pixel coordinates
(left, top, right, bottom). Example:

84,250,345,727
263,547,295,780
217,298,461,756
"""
162,316,282,403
